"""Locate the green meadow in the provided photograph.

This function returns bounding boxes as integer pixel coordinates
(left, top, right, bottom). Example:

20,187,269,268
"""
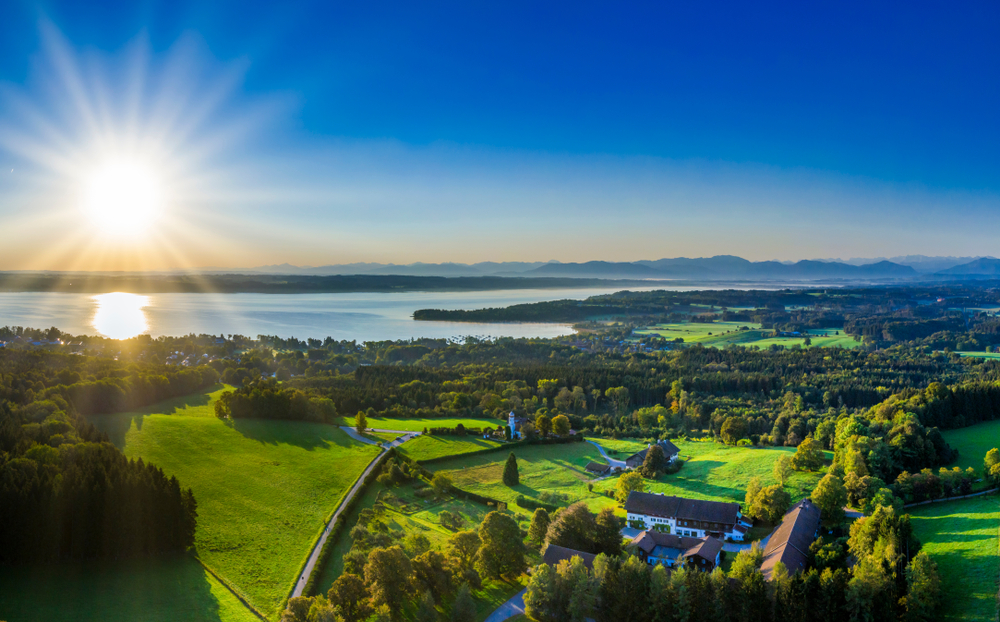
425,438,827,526
909,495,1000,621
339,416,506,432
942,418,1000,471
0,556,257,622
89,385,380,620
430,442,618,518
956,351,1000,360
634,322,859,349
399,434,503,461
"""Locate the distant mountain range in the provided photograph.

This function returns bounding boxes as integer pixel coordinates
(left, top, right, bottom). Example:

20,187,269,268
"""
194,255,1000,281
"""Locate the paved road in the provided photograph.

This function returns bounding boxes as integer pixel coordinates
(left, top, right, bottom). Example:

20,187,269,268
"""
290,428,419,599
339,426,420,448
484,588,526,622
586,440,626,468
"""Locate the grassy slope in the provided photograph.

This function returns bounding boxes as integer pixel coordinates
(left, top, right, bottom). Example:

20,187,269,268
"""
943,419,1000,471
399,434,503,461
89,385,380,620
430,439,826,523
635,322,859,349
431,442,618,518
0,557,258,622
640,440,827,504
337,416,505,432
909,495,1000,621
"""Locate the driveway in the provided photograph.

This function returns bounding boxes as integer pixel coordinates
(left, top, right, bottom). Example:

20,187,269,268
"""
339,426,420,448
484,588,526,622
586,440,626,468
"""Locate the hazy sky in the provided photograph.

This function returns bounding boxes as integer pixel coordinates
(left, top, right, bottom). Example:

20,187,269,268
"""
0,1,997,270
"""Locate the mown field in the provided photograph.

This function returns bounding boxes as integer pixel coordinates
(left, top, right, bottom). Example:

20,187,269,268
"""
942,418,1000,471
337,416,506,432
88,385,380,620
909,495,1000,621
634,321,859,349
313,480,529,621
399,434,503,461
0,556,257,622
956,351,1000,360
430,442,618,518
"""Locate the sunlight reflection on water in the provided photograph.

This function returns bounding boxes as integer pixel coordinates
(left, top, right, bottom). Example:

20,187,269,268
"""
91,292,150,339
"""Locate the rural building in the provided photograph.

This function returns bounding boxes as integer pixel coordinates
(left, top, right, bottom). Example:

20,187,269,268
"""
760,498,822,580
542,544,597,570
507,411,527,439
629,530,724,570
624,439,680,468
585,461,611,476
624,491,749,541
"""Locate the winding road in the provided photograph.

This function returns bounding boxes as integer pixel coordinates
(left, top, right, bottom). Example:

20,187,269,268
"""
289,427,420,599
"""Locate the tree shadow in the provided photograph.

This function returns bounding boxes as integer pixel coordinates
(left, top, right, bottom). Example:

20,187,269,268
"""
0,555,232,622
228,418,364,451
87,385,223,450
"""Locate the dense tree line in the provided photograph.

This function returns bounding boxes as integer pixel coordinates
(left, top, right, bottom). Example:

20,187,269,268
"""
0,350,202,563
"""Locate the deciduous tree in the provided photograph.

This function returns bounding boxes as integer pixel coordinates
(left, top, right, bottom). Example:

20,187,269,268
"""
475,512,525,579
616,470,646,504
812,473,848,524
792,436,826,471
364,546,412,615
528,508,550,547
552,414,571,436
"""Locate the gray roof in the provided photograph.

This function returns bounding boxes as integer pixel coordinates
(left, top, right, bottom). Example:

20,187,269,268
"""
760,498,822,580
542,544,597,569
630,530,723,564
624,492,740,525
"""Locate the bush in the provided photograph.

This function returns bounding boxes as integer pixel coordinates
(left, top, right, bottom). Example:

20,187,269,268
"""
516,495,559,512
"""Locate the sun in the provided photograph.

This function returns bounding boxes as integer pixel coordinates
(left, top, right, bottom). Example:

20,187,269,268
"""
82,159,163,236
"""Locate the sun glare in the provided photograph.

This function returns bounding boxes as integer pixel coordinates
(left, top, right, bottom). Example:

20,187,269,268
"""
91,292,151,339
82,159,163,236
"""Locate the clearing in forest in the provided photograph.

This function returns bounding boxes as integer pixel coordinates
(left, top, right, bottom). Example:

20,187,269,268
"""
634,321,859,349
909,495,1000,621
943,418,1000,472
88,384,380,620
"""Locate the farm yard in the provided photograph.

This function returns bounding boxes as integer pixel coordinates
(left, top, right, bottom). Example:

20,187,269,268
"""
634,321,860,349
86,385,381,620
909,495,1000,621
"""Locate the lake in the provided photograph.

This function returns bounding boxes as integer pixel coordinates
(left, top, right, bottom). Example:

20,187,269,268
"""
0,287,670,341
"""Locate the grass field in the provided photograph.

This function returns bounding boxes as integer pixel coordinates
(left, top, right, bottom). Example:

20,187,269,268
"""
337,416,505,432
88,385,381,620
425,439,826,527
957,351,1000,360
590,438,827,505
909,495,1000,621
399,434,503,461
430,442,618,518
0,556,258,622
634,321,859,349
943,419,1000,472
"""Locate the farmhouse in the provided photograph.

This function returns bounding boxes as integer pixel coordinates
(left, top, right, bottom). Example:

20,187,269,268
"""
760,498,821,580
624,491,749,541
630,530,724,570
542,544,597,570
624,439,680,468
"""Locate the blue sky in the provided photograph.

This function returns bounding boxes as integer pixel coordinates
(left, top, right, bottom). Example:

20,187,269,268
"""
0,1,997,269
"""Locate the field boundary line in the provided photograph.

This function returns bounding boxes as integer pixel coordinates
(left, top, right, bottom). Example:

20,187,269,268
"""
904,487,999,508
193,555,269,622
